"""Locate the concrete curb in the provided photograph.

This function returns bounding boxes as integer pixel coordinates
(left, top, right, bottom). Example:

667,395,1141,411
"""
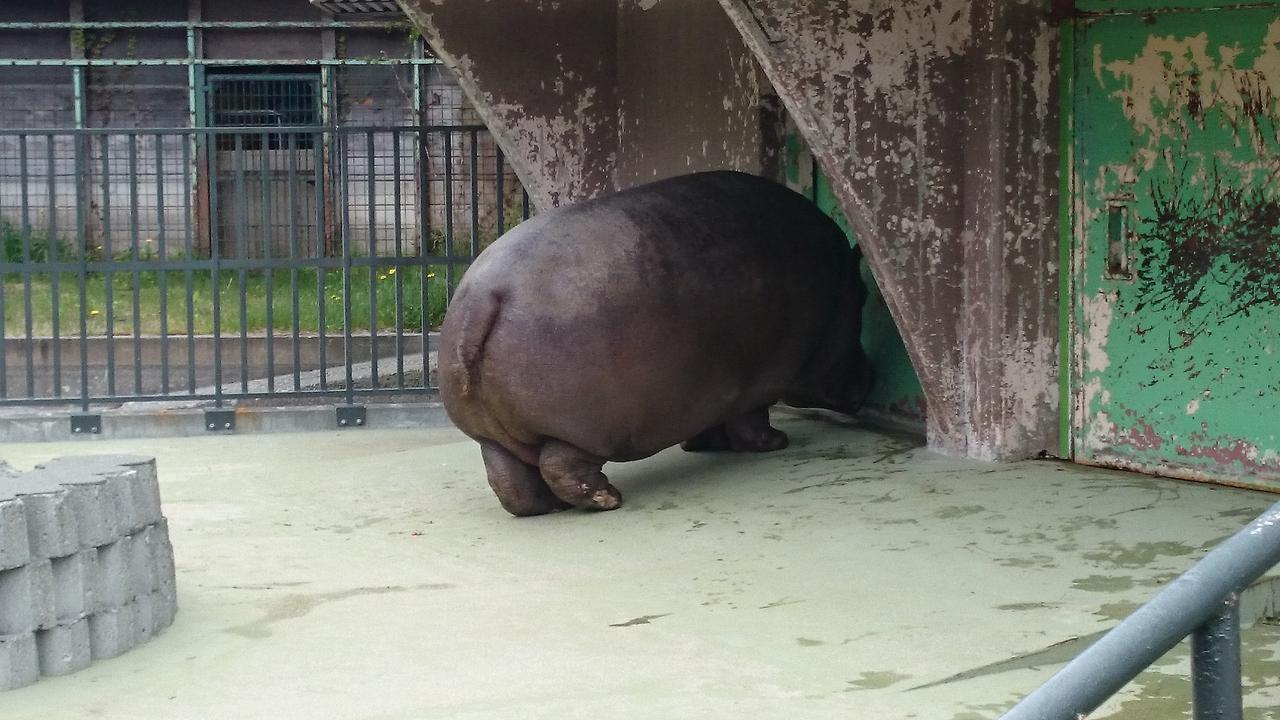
0,457,177,691
0,402,453,443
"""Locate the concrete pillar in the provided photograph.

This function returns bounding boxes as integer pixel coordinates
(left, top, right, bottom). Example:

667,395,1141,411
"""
396,0,768,211
720,0,1060,459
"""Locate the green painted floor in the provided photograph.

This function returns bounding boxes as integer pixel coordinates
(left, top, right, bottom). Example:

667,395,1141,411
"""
1,411,1277,719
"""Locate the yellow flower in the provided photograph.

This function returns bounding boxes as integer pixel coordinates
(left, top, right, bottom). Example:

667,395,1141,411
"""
387,268,396,275
89,309,100,316
427,272,436,278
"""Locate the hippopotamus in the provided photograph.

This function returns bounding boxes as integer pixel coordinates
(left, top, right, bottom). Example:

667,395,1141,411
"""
438,170,872,516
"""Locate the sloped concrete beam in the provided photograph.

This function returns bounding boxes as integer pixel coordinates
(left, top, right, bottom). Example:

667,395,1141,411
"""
399,1,621,210
720,0,1060,459
397,0,769,210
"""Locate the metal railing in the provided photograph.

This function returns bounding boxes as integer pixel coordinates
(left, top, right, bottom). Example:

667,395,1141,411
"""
1000,499,1280,720
0,124,528,429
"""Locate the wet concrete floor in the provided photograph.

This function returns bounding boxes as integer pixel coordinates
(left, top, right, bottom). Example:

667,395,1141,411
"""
1,411,1277,719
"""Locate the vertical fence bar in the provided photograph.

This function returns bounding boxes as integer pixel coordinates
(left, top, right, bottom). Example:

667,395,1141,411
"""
315,129,327,392
522,188,530,221
262,129,274,393
235,132,249,395
75,131,89,411
340,131,355,406
392,129,405,390
128,133,142,395
366,130,378,392
19,134,35,398
469,129,479,259
0,220,5,400
99,134,115,397
155,133,169,396
47,133,61,397
418,128,430,388
496,147,505,236
183,131,196,394
287,131,301,393
210,129,224,408
443,130,455,297
1191,594,1243,720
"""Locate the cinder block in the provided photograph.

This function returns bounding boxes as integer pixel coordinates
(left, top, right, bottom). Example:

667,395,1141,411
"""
15,486,78,560
0,633,39,691
88,605,136,660
130,593,154,647
152,519,176,588
123,460,162,531
50,550,98,623
35,618,91,677
127,527,157,599
0,566,35,635
27,560,55,631
150,583,177,633
54,476,114,550
0,499,31,572
94,536,134,610
38,456,158,535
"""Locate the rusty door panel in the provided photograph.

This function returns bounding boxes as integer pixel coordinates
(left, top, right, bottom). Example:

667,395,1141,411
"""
1071,6,1280,489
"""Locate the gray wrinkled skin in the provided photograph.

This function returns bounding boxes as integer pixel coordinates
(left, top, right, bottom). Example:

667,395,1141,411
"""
439,171,872,516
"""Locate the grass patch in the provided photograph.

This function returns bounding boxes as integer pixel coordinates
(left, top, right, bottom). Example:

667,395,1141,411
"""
3,265,459,336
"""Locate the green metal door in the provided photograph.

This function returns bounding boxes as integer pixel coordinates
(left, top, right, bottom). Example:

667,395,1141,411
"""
1071,4,1280,489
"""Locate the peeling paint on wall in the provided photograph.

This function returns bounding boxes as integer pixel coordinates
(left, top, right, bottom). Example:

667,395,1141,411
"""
1073,7,1280,490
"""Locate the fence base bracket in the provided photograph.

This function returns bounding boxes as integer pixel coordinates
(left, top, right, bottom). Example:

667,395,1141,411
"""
337,405,366,428
205,409,235,432
70,414,101,435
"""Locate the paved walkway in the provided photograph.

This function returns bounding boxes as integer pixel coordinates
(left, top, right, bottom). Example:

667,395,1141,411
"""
1,412,1277,719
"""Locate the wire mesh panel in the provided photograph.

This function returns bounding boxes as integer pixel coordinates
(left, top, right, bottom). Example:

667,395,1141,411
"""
208,74,323,260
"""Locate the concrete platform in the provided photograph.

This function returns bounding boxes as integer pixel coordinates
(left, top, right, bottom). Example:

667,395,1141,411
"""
0,411,1277,719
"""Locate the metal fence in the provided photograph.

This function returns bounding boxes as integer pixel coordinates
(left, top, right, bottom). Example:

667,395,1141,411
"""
0,124,528,431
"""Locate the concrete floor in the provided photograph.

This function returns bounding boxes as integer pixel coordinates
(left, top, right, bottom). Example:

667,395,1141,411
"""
1,411,1278,720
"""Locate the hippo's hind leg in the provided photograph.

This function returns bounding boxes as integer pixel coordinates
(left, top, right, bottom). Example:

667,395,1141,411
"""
683,406,788,453
480,439,570,517
539,440,623,511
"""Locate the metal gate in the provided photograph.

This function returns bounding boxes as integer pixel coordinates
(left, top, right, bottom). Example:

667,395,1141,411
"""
0,123,528,429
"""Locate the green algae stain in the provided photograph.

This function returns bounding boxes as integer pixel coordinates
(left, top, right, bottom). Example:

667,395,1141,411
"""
845,670,912,691
935,505,987,519
1072,574,1137,592
1083,541,1198,569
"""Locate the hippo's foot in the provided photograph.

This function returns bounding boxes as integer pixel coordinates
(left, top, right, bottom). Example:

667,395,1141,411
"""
539,440,623,511
682,407,789,453
480,440,572,517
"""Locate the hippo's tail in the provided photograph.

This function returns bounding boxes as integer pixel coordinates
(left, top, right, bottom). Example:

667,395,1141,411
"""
453,290,502,397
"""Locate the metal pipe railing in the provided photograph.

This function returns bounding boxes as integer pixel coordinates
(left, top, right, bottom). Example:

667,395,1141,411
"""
1000,499,1280,720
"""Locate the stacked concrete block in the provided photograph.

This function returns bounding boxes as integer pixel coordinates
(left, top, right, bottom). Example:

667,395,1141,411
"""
0,456,176,690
